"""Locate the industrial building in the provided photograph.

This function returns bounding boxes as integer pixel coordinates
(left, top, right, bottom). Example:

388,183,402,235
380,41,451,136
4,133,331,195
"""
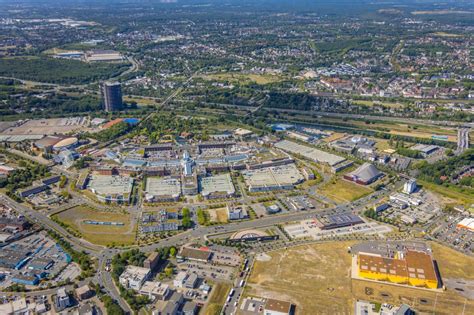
457,218,474,232
357,250,439,289
88,174,134,204
274,140,346,166
410,144,440,157
85,49,123,62
144,177,182,202
100,81,123,112
119,265,151,290
344,163,383,185
18,184,49,198
389,193,422,207
199,173,235,199
243,164,304,192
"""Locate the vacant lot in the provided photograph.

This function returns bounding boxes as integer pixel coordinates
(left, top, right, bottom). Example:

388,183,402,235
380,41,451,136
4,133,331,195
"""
201,72,284,85
53,205,135,246
208,208,229,224
419,180,474,208
246,241,474,315
246,241,356,314
353,241,474,314
318,178,373,203
203,282,231,315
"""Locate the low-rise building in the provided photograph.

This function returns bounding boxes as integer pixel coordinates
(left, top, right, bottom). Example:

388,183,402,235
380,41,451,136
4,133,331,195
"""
227,205,248,220
119,265,151,290
75,284,93,301
264,298,293,315
139,281,170,300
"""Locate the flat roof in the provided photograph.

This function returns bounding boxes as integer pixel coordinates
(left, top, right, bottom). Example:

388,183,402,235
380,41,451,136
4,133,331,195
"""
265,298,292,313
179,247,212,261
200,173,235,195
88,174,133,196
145,177,181,197
243,164,304,188
275,140,345,166
359,250,437,282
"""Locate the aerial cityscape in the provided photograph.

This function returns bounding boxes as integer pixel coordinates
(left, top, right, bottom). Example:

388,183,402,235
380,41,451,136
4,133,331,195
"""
0,0,472,314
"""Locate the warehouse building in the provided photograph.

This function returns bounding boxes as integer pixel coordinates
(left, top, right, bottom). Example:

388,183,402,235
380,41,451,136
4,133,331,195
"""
344,163,383,185
410,144,440,157
357,250,439,289
457,218,474,232
274,140,346,166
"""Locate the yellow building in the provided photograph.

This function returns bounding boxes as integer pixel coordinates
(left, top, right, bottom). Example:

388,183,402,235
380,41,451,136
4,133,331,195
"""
357,250,439,289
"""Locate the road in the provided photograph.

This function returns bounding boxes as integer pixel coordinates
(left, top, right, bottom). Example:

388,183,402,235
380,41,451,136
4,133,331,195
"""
456,128,470,154
0,176,395,314
185,100,470,128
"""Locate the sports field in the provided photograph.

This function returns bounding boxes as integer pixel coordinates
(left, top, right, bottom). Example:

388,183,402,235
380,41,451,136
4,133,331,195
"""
53,205,135,246
318,178,373,203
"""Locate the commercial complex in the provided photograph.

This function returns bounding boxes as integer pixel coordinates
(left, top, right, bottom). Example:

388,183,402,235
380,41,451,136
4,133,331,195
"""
87,174,134,203
274,140,346,166
243,164,304,192
353,242,440,290
144,177,182,202
199,173,235,199
101,81,123,112
357,250,439,289
344,163,383,185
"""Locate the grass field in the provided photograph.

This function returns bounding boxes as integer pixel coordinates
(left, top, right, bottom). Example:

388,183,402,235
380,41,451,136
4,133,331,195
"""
246,241,357,314
352,100,404,109
200,72,284,85
419,180,474,208
208,208,229,224
318,178,373,203
53,205,135,246
322,132,346,143
203,282,231,315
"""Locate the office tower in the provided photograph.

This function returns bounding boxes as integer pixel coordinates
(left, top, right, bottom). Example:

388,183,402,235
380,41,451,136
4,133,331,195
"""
100,81,122,112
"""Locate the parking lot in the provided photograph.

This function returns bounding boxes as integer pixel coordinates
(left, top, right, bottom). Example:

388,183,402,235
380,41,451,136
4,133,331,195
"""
284,219,392,240
178,262,234,281
431,215,473,254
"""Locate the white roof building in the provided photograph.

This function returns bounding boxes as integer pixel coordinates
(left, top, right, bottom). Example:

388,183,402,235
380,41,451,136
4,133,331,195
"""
119,266,151,290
